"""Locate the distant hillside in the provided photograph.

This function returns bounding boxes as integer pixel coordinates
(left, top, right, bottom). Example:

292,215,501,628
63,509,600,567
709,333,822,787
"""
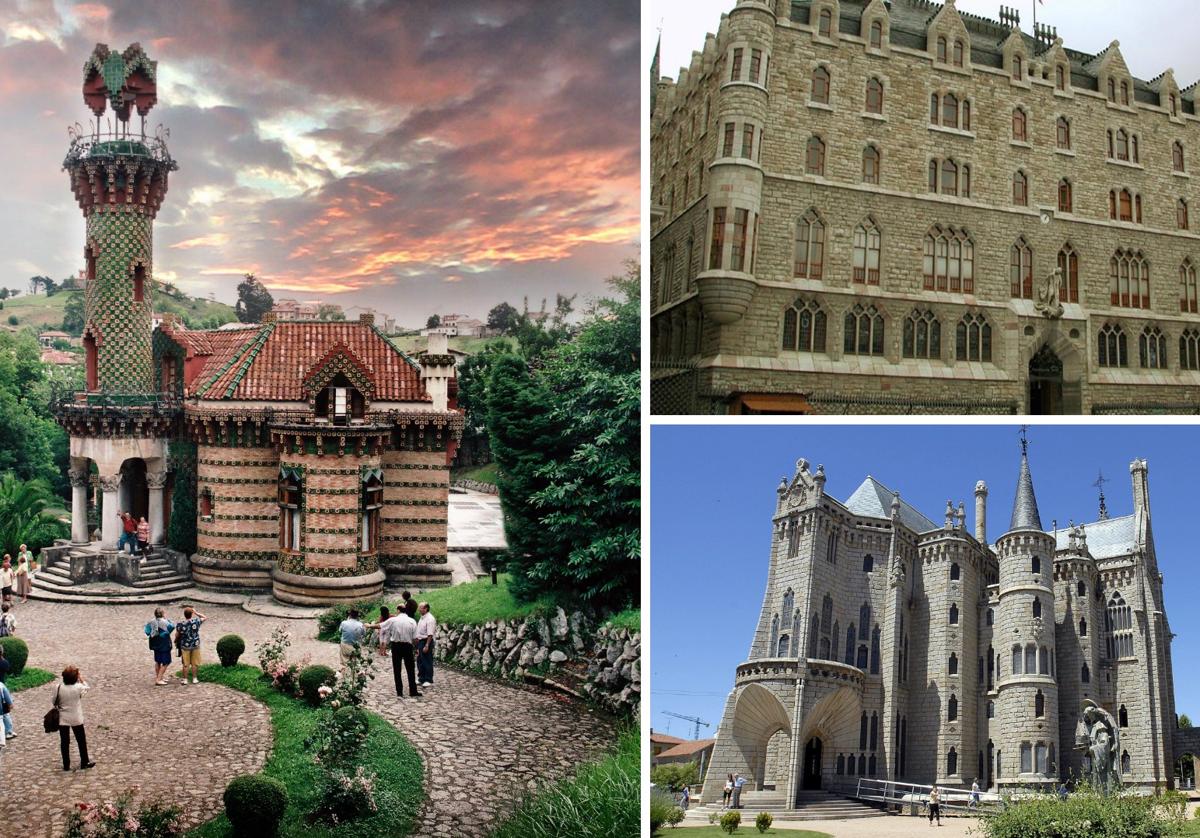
0,285,237,333
389,334,512,355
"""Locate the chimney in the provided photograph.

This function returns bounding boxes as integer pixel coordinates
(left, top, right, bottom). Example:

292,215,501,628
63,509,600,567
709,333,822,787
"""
974,480,988,543
261,311,276,323
426,332,449,354
358,311,375,326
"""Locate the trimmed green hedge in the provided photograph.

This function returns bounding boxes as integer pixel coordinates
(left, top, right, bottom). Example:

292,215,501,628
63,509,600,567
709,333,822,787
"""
0,636,28,675
980,787,1180,838
224,774,288,837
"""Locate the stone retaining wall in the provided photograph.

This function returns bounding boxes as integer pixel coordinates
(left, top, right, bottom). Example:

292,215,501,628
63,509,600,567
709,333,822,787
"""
451,479,498,495
433,607,639,716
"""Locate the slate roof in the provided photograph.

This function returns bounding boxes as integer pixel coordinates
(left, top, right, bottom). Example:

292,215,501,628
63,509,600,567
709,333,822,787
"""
1051,513,1137,560
844,476,939,533
1009,452,1043,532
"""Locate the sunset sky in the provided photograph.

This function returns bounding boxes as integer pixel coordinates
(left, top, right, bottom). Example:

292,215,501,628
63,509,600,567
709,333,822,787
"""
1,0,639,326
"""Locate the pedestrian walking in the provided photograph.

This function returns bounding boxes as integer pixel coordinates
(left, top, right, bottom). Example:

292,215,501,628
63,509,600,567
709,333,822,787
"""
732,773,746,808
338,608,366,664
176,606,207,685
0,556,13,605
0,677,13,740
722,774,733,808
0,603,15,637
380,605,420,697
135,516,151,557
928,784,942,826
680,785,690,810
53,666,94,770
144,608,175,685
416,602,436,687
14,554,30,603
969,779,980,810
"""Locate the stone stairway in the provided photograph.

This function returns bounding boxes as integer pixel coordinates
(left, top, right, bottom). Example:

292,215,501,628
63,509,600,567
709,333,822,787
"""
688,790,883,822
31,547,193,604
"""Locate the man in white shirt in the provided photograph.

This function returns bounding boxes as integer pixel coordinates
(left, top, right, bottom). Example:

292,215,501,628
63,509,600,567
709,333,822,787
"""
415,603,437,687
380,606,420,697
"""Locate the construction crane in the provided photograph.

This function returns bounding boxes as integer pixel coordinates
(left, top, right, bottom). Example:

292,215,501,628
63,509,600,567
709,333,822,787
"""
662,710,711,740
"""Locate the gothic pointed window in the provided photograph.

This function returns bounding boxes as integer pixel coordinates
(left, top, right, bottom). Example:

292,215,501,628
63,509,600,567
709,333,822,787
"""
857,643,868,670
1012,170,1028,206
862,145,881,185
1174,141,1186,172
852,219,881,284
1013,54,1023,81
845,623,856,664
771,614,780,655
1012,107,1027,142
956,312,992,362
1180,199,1190,231
279,468,303,552
948,694,958,721
863,554,873,572
1119,705,1129,727
1133,135,1140,164
1035,690,1044,717
941,159,958,195
870,713,878,750
962,163,971,197
943,93,958,129
949,652,958,675
1105,592,1134,658
361,470,383,552
1116,129,1130,161
844,304,884,356
1021,742,1033,773
1181,329,1200,371
1122,750,1131,773
794,210,825,279
1082,663,1090,683
953,40,964,67
870,20,883,48
987,701,994,718
936,36,947,63
1121,80,1130,105
818,8,832,37
930,93,939,125
949,603,959,625
902,309,940,359
809,617,820,657
962,100,971,131
1080,618,1087,636
1108,77,1116,102
1040,646,1049,674
1058,245,1079,303
1057,117,1071,150
1010,237,1033,299
837,753,845,774
866,78,884,114
1140,326,1167,369
1025,644,1037,674
782,299,827,353
812,66,830,104
950,562,960,581
1109,190,1117,219
1110,248,1149,308
779,633,791,656
1032,555,1041,574
1171,93,1179,116
1057,64,1066,90
832,620,840,660
1058,179,1072,213
806,135,826,175
1033,597,1041,618
1098,323,1128,368
1078,581,1086,597
923,225,974,292
1012,644,1022,675
928,159,938,191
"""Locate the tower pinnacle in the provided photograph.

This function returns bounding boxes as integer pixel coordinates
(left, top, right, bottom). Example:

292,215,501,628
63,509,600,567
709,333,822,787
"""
1094,470,1110,520
1008,433,1043,531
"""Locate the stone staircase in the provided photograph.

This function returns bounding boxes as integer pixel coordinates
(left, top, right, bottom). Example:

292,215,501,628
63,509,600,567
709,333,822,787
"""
688,790,883,823
31,546,193,604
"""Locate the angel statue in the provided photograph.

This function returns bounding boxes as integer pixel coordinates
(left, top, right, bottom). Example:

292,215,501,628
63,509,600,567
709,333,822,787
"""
1035,267,1065,319
1074,700,1121,795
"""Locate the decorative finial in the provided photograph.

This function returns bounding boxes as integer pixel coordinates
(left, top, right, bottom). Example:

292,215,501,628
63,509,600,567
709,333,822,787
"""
796,458,809,473
890,491,901,517
1093,470,1110,520
1019,425,1029,456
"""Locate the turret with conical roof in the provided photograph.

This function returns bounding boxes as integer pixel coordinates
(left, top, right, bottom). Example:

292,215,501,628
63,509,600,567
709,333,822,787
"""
1009,436,1043,531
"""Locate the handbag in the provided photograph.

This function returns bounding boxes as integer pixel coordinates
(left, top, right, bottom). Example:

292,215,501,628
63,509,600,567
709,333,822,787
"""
43,686,60,733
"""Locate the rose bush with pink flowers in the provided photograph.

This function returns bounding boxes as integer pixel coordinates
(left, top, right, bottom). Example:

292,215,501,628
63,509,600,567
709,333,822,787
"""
62,788,182,838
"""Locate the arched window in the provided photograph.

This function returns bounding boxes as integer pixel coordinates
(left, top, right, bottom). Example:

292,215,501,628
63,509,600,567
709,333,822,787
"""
1077,581,1086,597
1056,64,1066,90
1082,662,1090,683
863,554,874,572
1012,107,1027,142
808,615,819,657
1039,646,1049,674
818,8,832,37
948,747,958,775
794,210,825,279
1033,597,1042,618
1025,644,1037,674
952,39,964,67
845,623,856,664
941,158,958,194
1140,326,1167,369
1171,93,1179,116
956,312,992,362
1119,705,1129,727
858,753,867,776
812,66,831,104
949,603,959,625
950,562,960,581
949,652,958,674
1122,750,1131,774
1058,179,1072,213
837,753,845,774
1174,141,1186,173
1032,556,1041,574
962,163,971,197
1109,189,1117,219
782,299,828,353
844,304,884,356
1108,77,1117,102
987,609,994,626
1012,644,1022,675
1012,170,1028,206
1182,261,1199,313
1078,617,1088,637
1106,592,1134,658
806,135,826,175
1035,690,1045,717
870,20,883,49
869,754,877,776
1110,248,1149,308
902,309,940,359
771,614,780,654
730,48,743,82
279,468,303,552
832,620,840,660
1057,116,1071,150
937,36,947,63
779,633,791,656
866,78,884,114
784,588,795,616
962,100,971,131
1116,129,1130,161
852,218,881,284
1010,238,1033,299
928,159,938,191
930,93,939,125
923,225,974,292
859,604,871,635
1133,134,1140,164
361,471,383,552
1098,323,1128,368
133,263,145,303
1180,199,1190,231
942,93,959,129
1058,245,1079,303
1121,80,1130,106
948,694,958,721
862,145,881,185
1181,328,1200,371
1013,54,1023,81
870,625,880,674
987,701,995,718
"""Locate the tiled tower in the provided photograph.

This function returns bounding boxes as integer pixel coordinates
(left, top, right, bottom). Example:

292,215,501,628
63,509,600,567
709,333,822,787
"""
66,43,176,394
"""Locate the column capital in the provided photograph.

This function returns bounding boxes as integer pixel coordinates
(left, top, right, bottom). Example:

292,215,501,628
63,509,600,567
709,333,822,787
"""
99,474,123,492
69,468,89,488
147,471,168,489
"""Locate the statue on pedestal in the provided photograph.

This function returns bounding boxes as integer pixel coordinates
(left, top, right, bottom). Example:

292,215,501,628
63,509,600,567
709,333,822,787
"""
1074,700,1121,794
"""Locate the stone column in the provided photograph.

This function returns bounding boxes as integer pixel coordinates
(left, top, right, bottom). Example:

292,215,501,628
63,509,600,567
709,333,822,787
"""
147,471,167,545
69,468,90,544
99,474,122,550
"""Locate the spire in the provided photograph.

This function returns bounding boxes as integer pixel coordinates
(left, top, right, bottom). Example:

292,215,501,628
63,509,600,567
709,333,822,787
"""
1093,470,1109,520
650,34,661,117
1008,429,1043,531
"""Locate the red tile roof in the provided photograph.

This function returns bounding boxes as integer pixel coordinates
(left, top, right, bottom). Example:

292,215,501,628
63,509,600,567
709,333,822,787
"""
656,739,716,759
162,320,428,403
650,733,687,746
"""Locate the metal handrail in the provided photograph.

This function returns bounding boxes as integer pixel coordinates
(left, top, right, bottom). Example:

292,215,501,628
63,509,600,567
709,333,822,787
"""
64,123,175,168
852,777,1002,815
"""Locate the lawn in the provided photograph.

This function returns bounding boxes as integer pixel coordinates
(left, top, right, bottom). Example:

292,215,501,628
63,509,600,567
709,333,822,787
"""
1173,819,1200,836
452,461,499,485
8,667,54,692
189,663,423,838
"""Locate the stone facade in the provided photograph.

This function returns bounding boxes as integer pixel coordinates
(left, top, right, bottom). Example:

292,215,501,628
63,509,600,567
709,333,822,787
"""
651,0,1200,414
701,449,1177,807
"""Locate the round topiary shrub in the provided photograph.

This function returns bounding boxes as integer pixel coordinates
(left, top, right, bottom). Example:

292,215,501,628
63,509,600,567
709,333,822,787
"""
216,634,246,667
756,810,774,833
0,637,28,675
720,810,741,835
224,774,288,837
298,664,337,706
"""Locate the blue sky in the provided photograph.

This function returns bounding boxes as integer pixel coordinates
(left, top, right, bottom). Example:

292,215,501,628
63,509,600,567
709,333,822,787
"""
650,425,1200,740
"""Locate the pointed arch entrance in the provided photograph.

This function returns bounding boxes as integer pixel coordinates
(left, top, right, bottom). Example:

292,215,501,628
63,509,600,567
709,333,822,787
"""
1029,344,1064,414
802,736,824,789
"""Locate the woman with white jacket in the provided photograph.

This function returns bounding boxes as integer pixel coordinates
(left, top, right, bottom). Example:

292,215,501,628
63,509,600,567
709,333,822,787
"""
54,666,94,770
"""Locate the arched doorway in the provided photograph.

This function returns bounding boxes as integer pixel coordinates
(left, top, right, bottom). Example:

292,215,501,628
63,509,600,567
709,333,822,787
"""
762,729,791,791
728,683,793,793
119,458,149,523
802,737,823,789
1028,344,1064,414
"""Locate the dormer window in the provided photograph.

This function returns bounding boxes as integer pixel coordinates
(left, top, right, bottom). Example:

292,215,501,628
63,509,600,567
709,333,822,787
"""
1121,81,1130,106
1171,93,1179,116
1012,54,1023,81
1108,78,1117,102
818,9,831,37
869,21,882,49
953,40,964,68
1056,65,1066,91
315,374,365,424
937,36,947,63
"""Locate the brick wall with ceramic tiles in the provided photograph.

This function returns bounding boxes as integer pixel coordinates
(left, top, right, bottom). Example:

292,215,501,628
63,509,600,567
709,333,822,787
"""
196,445,277,555
380,449,449,566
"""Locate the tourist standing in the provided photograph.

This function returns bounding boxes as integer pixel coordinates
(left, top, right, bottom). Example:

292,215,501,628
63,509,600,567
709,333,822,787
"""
928,784,941,826
118,512,137,554
680,785,690,810
0,603,15,636
969,779,980,810
55,666,94,770
176,606,207,685
338,609,366,664
135,516,151,557
401,590,418,618
368,606,391,656
13,554,30,603
732,773,746,808
0,676,12,739
722,774,733,807
416,602,436,687
0,556,13,605
381,606,420,697
144,608,175,685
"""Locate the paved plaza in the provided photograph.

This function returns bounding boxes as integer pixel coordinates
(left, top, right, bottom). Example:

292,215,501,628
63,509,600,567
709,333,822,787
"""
0,598,615,837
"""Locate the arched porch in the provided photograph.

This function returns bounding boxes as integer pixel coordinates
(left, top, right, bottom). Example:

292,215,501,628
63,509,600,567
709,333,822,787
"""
69,436,169,550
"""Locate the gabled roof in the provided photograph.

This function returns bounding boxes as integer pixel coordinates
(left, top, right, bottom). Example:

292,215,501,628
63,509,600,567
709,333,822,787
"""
1051,513,1136,560
844,476,938,533
651,732,686,746
657,738,716,759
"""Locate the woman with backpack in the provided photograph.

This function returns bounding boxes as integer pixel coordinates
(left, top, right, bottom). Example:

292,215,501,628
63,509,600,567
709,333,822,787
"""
144,608,175,685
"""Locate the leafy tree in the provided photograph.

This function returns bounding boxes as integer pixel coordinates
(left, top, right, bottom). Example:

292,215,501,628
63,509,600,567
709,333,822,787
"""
59,275,79,291
456,340,514,437
29,276,51,295
0,288,9,300
426,314,441,329
487,302,519,335
1181,714,1192,729
235,273,274,323
61,290,85,336
0,473,68,555
7,290,18,298
316,303,346,321
650,763,700,792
